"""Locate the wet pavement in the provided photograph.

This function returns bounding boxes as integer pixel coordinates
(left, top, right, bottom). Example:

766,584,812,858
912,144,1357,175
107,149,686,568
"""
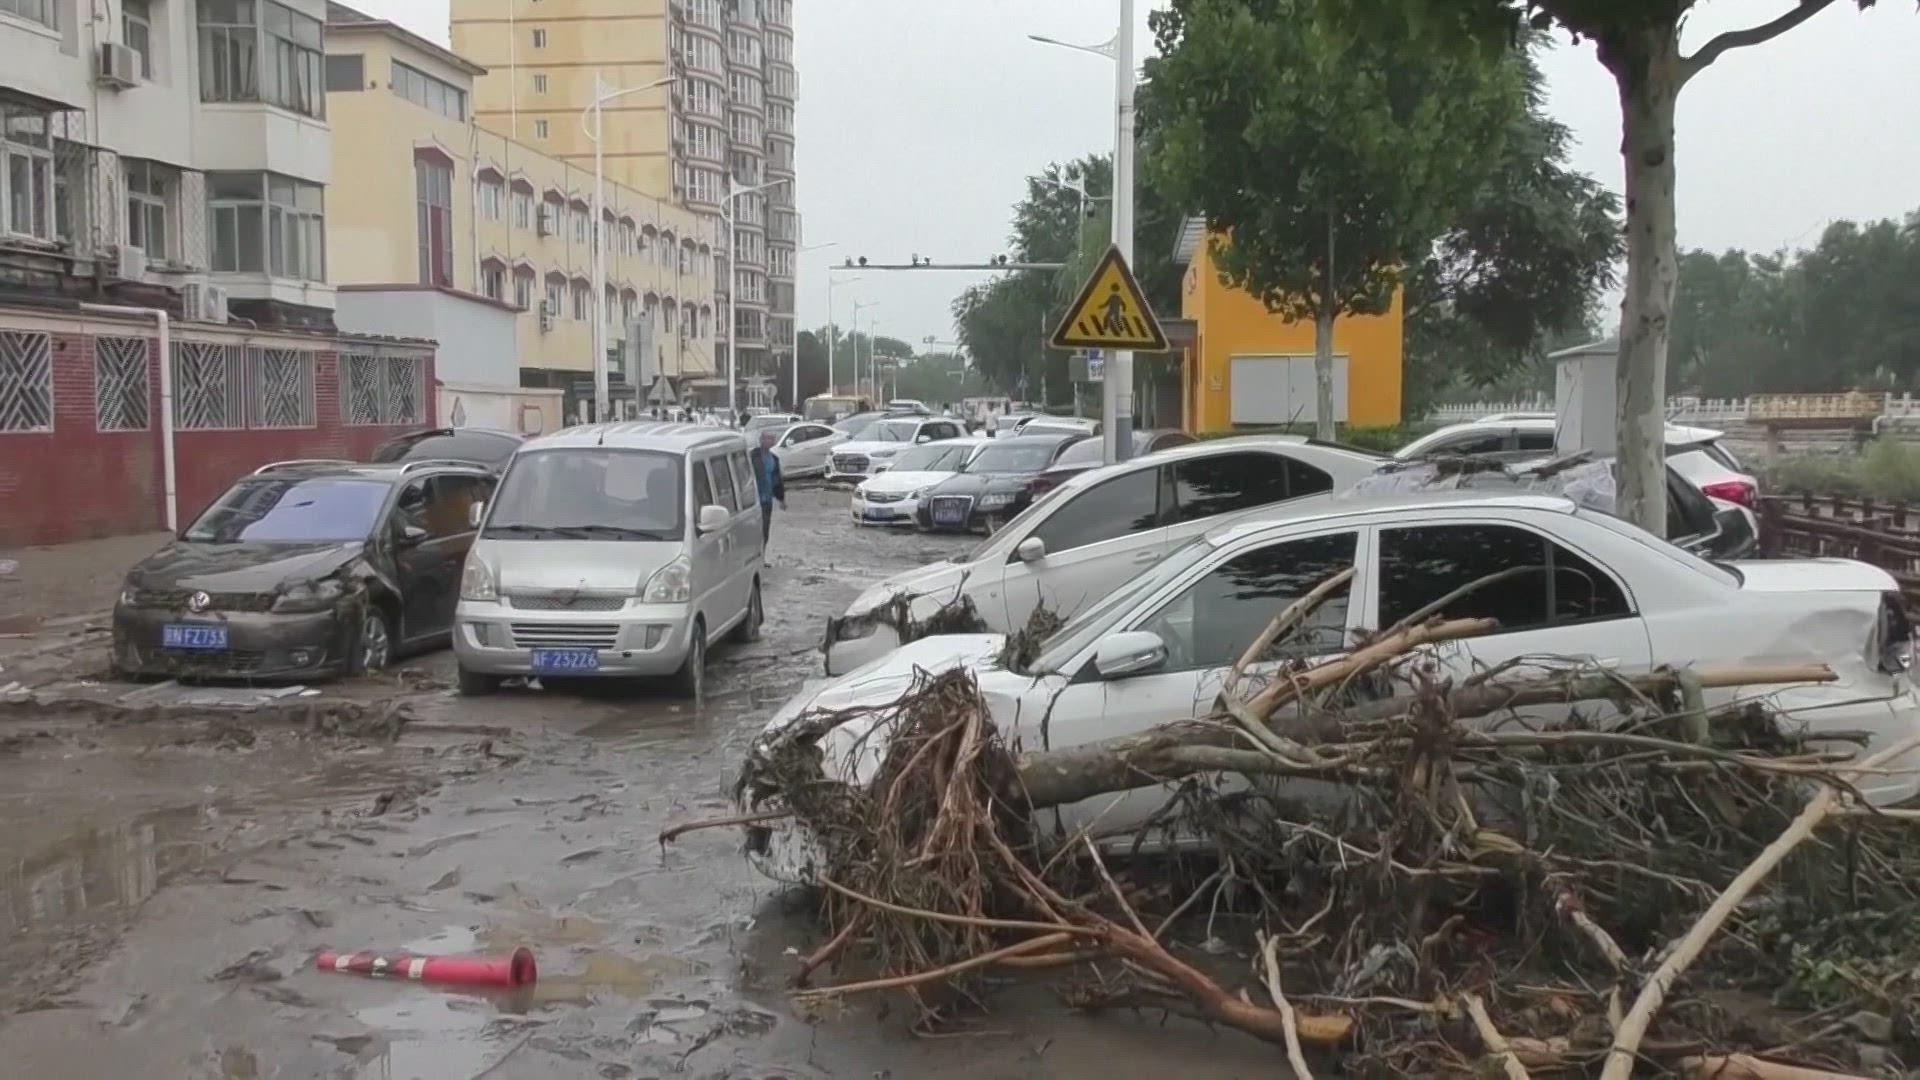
0,488,1282,1079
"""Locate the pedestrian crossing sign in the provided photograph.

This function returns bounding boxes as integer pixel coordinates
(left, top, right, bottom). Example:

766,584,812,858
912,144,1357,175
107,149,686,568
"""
1049,245,1170,353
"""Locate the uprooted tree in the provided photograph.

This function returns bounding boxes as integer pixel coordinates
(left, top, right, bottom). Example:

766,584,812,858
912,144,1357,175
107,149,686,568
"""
698,581,1920,1077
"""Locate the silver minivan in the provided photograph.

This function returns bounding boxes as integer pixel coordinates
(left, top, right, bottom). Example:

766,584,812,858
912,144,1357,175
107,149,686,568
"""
452,422,765,697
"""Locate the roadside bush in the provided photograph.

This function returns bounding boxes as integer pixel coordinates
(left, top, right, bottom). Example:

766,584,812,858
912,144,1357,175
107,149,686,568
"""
1762,440,1920,504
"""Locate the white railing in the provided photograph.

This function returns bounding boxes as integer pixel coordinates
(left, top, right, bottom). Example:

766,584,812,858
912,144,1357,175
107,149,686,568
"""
1429,392,1920,426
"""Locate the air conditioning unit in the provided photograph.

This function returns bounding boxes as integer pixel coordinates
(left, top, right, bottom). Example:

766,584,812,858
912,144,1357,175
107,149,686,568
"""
114,244,147,282
181,282,229,324
96,43,140,89
538,300,554,332
537,205,555,236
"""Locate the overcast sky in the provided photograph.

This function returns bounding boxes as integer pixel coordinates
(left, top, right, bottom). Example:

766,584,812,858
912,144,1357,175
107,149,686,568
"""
360,1,1920,351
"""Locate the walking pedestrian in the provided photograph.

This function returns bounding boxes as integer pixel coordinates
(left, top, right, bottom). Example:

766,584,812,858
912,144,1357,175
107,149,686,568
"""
750,431,785,546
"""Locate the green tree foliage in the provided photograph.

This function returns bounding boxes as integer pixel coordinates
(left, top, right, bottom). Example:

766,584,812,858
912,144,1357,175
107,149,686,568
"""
1671,212,1920,397
1143,0,1527,438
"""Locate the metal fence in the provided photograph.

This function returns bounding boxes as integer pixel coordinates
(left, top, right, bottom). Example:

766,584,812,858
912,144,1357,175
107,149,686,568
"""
1430,393,1920,426
1759,493,1920,608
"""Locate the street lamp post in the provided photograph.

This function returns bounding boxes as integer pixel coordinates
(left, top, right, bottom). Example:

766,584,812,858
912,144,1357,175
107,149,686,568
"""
792,240,837,411
851,299,878,405
723,177,791,421
826,275,863,396
582,73,675,422
1030,0,1136,465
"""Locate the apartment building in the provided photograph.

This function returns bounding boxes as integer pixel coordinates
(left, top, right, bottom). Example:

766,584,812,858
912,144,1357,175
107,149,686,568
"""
324,3,719,424
0,0,434,546
450,0,799,407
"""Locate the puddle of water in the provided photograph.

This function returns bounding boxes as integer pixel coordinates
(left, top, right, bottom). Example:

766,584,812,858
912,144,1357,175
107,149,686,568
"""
0,804,204,939
352,992,505,1079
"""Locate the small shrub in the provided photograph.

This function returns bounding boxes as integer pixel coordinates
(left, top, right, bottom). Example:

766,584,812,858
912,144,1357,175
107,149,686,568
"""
1761,440,1920,503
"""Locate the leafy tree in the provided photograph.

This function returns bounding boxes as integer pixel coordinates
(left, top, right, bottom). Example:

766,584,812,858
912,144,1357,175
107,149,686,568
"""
1373,0,1891,535
1143,0,1526,438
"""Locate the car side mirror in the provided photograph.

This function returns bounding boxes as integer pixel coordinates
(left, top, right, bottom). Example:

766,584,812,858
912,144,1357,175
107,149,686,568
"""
915,434,931,444
468,501,485,529
697,504,731,534
1093,631,1168,679
1015,537,1046,563
398,524,429,547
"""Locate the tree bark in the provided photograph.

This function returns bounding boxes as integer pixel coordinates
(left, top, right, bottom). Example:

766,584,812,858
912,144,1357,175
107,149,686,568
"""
1314,206,1338,440
1601,23,1683,536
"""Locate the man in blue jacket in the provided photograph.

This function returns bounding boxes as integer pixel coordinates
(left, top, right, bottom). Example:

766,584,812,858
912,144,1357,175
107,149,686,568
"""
750,431,786,545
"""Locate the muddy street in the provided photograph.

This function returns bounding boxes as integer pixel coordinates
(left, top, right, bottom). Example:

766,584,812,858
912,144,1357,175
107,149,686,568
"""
0,488,1279,1080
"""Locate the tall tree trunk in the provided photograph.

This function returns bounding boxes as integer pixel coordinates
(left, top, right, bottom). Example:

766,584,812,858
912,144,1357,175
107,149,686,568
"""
1314,207,1337,440
1603,25,1682,536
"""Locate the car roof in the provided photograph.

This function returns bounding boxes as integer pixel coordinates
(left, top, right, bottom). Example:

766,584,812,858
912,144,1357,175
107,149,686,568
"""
246,460,492,483
519,421,749,453
993,432,1082,447
1426,417,1723,444
1203,491,1580,548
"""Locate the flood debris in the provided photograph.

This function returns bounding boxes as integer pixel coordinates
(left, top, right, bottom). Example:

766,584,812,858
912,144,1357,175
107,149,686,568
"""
742,578,1920,1076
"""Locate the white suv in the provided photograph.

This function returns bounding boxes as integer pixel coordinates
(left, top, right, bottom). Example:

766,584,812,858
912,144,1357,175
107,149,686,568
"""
1400,415,1760,509
826,416,965,482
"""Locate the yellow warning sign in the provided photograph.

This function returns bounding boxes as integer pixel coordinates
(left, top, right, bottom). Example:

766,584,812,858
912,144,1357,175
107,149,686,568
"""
1049,245,1170,353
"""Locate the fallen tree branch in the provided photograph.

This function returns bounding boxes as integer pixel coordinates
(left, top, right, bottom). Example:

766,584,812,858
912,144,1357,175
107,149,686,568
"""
658,808,791,846
793,932,1075,1000
1225,567,1354,696
1463,991,1534,1080
1259,932,1315,1080
1248,616,1496,720
1678,1054,1872,1080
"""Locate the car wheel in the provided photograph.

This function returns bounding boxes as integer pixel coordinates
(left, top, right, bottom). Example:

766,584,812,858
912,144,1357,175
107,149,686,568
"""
731,579,764,644
456,665,500,696
352,608,394,675
672,619,706,699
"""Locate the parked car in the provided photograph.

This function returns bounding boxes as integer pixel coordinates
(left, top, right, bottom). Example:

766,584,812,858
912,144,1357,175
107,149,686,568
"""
112,460,497,680
743,413,802,436
831,411,891,440
992,413,1038,439
850,438,989,527
751,492,1920,878
911,432,1088,535
370,427,526,471
1031,429,1199,499
884,399,932,415
1019,416,1101,440
826,436,1383,675
1398,416,1758,499
768,421,849,479
1357,452,1756,559
825,415,967,483
452,421,765,698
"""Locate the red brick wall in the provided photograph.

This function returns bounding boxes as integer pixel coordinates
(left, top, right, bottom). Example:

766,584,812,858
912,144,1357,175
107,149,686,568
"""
0,326,433,548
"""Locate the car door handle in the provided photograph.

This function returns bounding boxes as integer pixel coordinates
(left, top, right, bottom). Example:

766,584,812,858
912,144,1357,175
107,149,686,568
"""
1131,550,1157,564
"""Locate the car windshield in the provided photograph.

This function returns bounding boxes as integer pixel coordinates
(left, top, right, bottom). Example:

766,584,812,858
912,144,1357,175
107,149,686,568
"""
1027,536,1220,674
745,415,791,432
835,412,886,438
966,442,1057,474
1053,439,1104,468
868,420,920,443
890,443,967,472
184,478,389,543
484,448,683,541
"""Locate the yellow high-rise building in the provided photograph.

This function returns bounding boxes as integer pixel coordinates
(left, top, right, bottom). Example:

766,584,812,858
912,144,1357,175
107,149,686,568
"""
451,0,799,407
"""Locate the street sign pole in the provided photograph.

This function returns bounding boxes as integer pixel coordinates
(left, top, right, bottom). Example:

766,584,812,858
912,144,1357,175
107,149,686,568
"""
1107,0,1136,465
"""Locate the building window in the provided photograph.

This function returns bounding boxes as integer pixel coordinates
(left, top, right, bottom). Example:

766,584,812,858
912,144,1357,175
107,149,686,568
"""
342,353,425,426
325,53,364,91
659,232,675,267
530,27,546,48
0,330,53,433
571,280,590,321
544,274,564,316
414,153,453,286
478,176,503,221
207,171,325,281
620,290,636,327
392,60,465,121
249,347,315,428
570,203,587,243
532,73,547,94
123,0,154,78
171,341,248,430
94,336,150,432
481,261,505,301
533,118,549,139
0,0,56,29
511,185,533,228
124,159,176,260
198,0,326,119
2,107,55,242
513,267,534,309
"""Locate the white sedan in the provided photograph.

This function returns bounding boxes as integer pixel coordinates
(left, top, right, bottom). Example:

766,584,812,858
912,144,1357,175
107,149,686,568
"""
768,421,848,479
825,416,968,482
750,492,1920,878
849,438,987,527
823,436,1385,675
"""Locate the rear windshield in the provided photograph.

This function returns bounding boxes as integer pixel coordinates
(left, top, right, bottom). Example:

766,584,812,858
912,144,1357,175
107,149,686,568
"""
890,442,971,472
186,478,389,543
835,412,886,438
968,442,1057,474
485,448,683,541
1577,507,1741,586
868,420,921,443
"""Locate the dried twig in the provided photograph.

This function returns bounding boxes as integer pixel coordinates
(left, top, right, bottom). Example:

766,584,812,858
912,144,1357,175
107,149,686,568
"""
1225,566,1354,695
1259,932,1315,1080
1463,991,1534,1080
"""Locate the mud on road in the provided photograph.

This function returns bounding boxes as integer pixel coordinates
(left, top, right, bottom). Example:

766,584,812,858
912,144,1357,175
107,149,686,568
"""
0,488,1279,1079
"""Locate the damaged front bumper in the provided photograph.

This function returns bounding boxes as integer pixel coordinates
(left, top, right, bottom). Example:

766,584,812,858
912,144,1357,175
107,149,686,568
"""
112,603,352,679
821,607,906,677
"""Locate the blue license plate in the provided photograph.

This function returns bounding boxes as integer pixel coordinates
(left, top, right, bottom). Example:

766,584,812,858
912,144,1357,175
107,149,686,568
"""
932,504,969,527
532,648,600,672
162,623,229,651
862,508,896,522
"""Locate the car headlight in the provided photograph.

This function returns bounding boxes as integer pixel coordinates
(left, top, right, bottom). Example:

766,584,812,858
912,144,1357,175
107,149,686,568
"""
908,488,929,501
854,483,869,498
272,578,346,613
871,447,899,458
460,559,498,601
642,555,692,603
119,585,139,606
978,492,1016,509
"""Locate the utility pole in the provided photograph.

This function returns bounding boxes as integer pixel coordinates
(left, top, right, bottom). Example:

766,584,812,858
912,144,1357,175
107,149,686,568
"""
1109,0,1136,465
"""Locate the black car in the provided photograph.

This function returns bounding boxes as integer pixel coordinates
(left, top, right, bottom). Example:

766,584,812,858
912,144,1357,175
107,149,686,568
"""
914,433,1087,534
112,461,497,680
370,427,525,471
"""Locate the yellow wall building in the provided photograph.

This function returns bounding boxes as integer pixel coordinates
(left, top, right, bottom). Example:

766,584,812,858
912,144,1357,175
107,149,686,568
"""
324,4,721,415
1174,220,1403,433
